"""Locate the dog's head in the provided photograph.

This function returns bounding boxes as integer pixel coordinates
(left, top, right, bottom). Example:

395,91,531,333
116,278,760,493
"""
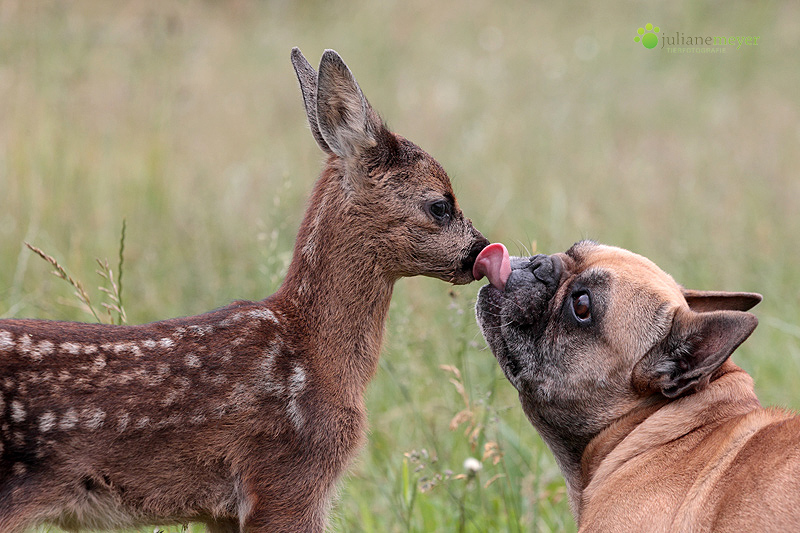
475,240,761,454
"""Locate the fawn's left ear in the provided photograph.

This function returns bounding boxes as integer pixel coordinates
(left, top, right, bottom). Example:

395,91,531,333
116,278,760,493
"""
315,49,382,159
633,306,758,399
291,47,331,154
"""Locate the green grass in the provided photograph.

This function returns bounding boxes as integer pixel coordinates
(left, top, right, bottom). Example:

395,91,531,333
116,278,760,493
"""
2,1,799,531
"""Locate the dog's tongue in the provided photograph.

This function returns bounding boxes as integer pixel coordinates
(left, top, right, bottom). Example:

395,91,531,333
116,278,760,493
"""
473,243,511,291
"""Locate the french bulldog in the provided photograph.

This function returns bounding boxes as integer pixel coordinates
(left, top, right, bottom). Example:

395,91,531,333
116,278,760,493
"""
473,240,800,532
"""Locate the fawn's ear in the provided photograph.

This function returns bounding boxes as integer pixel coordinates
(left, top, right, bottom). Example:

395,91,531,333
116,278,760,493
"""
682,289,762,313
633,306,758,399
315,49,382,159
291,47,331,154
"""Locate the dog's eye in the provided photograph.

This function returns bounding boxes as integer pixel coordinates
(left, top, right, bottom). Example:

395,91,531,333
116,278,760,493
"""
427,200,452,222
572,292,592,322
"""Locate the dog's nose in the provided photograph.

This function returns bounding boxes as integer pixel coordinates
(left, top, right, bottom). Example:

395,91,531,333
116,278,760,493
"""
506,254,563,294
530,254,562,285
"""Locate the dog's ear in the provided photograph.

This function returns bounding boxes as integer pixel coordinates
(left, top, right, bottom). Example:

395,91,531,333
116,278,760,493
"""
633,307,758,399
315,49,383,159
682,289,762,313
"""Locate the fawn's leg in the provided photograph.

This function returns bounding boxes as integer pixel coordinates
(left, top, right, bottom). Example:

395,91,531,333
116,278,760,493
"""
242,501,325,533
238,467,329,533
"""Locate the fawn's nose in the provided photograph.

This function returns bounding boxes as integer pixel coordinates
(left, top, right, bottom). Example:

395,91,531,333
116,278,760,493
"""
462,231,490,273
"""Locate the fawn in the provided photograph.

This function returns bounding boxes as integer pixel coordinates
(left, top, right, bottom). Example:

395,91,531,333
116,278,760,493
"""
0,48,488,532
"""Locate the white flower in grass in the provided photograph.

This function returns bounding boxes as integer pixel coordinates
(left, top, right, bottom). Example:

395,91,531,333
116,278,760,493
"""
463,457,482,475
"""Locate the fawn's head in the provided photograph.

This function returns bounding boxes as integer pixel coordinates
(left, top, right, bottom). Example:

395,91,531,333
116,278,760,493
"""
291,49,488,285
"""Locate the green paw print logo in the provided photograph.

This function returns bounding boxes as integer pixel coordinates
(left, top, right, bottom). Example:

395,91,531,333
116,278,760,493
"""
634,23,660,49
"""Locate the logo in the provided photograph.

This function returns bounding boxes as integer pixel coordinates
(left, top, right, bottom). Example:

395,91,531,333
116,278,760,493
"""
633,23,761,53
634,23,660,49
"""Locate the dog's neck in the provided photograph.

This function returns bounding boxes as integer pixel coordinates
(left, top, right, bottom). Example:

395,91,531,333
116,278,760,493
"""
569,361,761,521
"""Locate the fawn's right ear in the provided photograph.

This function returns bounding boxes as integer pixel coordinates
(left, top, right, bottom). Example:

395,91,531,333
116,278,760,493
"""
291,47,331,154
314,49,382,160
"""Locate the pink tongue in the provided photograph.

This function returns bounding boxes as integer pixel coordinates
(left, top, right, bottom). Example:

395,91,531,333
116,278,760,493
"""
473,243,511,291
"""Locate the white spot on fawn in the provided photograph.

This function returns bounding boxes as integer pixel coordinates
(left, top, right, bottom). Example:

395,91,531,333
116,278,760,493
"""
0,331,14,352
113,343,128,354
301,240,316,265
156,414,183,428
185,354,201,368
248,309,279,324
142,339,157,350
115,372,134,385
189,325,214,337
60,342,82,355
36,340,55,357
117,412,130,432
159,337,175,350
83,408,106,430
106,342,142,357
18,334,33,353
60,408,79,430
154,363,171,383
161,389,183,407
39,411,57,433
257,345,284,395
83,344,98,355
92,356,107,372
135,417,150,429
20,335,53,361
19,337,51,362
290,365,307,393
10,401,26,423
287,365,307,430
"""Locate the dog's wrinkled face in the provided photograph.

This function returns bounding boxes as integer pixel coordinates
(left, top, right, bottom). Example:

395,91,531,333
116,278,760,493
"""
475,240,760,455
477,242,678,436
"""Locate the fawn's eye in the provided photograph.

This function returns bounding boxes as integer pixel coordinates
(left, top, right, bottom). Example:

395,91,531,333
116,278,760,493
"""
427,200,452,222
571,291,592,322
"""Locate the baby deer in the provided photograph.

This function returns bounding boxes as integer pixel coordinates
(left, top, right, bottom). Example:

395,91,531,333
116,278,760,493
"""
0,48,488,532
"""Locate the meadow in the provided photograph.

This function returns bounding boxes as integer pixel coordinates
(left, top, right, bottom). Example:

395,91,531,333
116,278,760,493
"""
1,1,798,531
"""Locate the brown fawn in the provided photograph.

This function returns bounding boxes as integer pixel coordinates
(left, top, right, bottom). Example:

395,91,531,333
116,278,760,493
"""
0,48,488,532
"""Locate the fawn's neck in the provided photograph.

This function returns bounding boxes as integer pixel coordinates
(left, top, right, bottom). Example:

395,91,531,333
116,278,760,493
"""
276,165,395,405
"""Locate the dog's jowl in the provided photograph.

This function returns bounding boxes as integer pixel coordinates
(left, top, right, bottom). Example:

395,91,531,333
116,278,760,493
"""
476,240,800,532
0,49,488,533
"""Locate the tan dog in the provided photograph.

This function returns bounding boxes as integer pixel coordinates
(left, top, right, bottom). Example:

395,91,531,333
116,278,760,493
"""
473,240,800,532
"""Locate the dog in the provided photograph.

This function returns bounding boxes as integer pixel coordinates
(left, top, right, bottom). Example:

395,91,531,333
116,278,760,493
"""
473,240,800,532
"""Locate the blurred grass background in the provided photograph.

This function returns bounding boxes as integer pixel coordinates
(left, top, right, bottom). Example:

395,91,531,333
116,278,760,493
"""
1,1,798,531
